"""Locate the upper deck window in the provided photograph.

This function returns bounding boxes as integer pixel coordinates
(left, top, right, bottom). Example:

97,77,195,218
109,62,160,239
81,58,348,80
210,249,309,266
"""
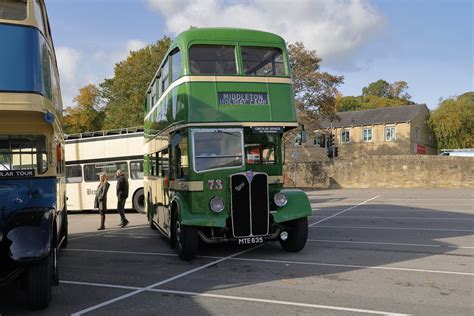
189,45,237,75
242,47,285,76
161,58,169,92
171,49,182,82
34,0,46,36
0,0,27,21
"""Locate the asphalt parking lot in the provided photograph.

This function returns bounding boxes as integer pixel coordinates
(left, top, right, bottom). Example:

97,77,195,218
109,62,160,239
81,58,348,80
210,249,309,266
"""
1,188,473,315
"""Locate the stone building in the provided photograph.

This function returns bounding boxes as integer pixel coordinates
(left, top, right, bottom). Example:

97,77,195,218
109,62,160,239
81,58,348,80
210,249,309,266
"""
315,104,437,157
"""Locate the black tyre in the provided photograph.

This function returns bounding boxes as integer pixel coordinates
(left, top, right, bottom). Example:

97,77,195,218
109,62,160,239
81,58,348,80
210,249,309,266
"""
148,194,158,230
60,208,68,249
149,213,158,230
173,215,198,260
279,217,308,252
26,253,53,310
133,188,145,214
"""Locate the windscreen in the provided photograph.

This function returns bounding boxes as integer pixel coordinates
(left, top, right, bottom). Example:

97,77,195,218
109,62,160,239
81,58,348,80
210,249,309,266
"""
242,46,285,76
193,129,243,172
0,135,48,174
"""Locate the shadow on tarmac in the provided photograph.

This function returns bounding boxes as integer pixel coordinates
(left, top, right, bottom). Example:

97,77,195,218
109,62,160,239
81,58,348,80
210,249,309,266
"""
1,203,473,315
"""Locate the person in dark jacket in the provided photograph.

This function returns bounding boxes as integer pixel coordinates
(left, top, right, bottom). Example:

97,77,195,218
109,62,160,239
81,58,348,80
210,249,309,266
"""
115,169,129,227
94,173,110,230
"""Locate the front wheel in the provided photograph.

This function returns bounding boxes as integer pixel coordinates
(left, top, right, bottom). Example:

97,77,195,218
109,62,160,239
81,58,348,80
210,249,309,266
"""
26,253,53,310
173,215,198,260
279,217,308,252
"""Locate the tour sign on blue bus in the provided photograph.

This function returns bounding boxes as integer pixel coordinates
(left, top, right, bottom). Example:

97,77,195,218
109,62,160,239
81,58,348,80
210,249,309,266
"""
0,169,35,178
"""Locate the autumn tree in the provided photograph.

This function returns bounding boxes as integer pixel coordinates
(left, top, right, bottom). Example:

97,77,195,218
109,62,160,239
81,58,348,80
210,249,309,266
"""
101,36,171,129
63,84,104,134
288,42,344,131
429,92,474,149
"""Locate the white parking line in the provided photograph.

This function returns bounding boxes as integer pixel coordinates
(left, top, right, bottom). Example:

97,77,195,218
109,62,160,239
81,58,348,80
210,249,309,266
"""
228,257,474,276
309,215,474,221
308,239,474,250
310,225,474,232
69,225,147,241
71,246,261,315
64,248,177,257
61,280,408,316
308,239,441,248
312,208,474,213
66,248,474,276
309,195,380,227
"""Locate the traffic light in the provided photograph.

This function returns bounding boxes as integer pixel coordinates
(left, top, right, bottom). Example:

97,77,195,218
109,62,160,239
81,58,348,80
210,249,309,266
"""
328,134,335,147
326,147,333,159
319,134,326,148
334,147,339,158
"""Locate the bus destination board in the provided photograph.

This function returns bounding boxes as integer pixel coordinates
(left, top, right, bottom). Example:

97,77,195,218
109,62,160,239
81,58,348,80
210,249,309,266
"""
218,92,268,105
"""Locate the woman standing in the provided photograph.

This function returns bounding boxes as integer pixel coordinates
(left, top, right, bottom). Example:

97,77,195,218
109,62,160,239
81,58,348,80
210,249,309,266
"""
94,173,110,230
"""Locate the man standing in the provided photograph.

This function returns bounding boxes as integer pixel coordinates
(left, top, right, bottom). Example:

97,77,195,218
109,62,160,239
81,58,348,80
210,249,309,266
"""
116,169,129,227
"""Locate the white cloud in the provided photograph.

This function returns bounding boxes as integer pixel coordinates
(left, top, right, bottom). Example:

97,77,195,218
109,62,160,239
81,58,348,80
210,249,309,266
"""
56,46,81,106
56,40,147,106
147,0,385,65
108,39,148,63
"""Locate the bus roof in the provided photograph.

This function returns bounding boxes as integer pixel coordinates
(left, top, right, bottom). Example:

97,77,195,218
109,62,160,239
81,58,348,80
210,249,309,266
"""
171,27,286,49
65,127,144,141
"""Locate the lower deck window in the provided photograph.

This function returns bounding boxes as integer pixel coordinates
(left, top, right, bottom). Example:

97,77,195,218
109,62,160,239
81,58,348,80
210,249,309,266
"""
66,165,82,183
0,134,48,174
84,161,128,182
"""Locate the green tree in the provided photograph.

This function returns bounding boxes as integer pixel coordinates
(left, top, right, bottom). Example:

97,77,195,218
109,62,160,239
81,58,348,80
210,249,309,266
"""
429,92,474,149
337,79,413,112
362,79,390,98
102,36,171,129
288,42,344,130
64,84,104,134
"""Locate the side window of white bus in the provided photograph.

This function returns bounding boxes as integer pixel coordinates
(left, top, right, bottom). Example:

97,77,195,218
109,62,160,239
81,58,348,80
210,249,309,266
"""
130,160,144,180
66,165,82,183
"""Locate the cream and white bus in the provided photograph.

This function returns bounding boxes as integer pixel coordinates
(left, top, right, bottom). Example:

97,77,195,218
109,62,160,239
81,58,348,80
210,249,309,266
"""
65,127,145,213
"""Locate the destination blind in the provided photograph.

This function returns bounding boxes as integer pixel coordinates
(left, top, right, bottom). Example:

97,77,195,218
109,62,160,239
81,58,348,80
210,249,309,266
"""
218,92,268,105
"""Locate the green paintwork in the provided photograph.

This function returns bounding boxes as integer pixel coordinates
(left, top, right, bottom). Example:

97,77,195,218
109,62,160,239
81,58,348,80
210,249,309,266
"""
271,189,313,223
144,28,311,236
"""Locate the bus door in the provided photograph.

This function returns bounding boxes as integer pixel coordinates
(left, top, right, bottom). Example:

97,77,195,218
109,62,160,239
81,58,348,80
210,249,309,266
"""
157,149,170,230
65,164,84,210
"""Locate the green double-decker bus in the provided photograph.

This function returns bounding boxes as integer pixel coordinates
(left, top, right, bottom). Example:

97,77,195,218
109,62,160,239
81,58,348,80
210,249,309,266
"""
144,27,312,260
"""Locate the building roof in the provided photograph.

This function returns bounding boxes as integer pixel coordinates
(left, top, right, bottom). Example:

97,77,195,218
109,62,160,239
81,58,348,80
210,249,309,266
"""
319,104,428,129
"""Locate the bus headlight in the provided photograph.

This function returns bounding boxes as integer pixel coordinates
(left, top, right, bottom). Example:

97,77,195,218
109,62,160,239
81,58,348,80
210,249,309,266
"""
209,197,225,213
274,192,288,207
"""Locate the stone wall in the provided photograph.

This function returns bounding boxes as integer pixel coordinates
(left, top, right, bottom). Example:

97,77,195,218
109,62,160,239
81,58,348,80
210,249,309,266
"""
283,155,474,189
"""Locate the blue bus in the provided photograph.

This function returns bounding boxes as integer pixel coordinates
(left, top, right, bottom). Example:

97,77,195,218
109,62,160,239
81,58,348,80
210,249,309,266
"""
0,0,67,309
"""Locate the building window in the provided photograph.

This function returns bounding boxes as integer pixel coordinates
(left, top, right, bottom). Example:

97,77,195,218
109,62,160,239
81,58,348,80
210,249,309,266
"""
385,126,396,141
415,127,420,141
363,128,372,142
341,129,350,144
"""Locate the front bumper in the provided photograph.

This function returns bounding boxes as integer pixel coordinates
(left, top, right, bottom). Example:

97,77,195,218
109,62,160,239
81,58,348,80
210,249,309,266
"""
0,208,53,285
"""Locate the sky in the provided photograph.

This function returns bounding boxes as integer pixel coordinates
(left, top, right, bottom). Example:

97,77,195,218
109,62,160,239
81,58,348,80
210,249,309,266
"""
45,0,473,110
